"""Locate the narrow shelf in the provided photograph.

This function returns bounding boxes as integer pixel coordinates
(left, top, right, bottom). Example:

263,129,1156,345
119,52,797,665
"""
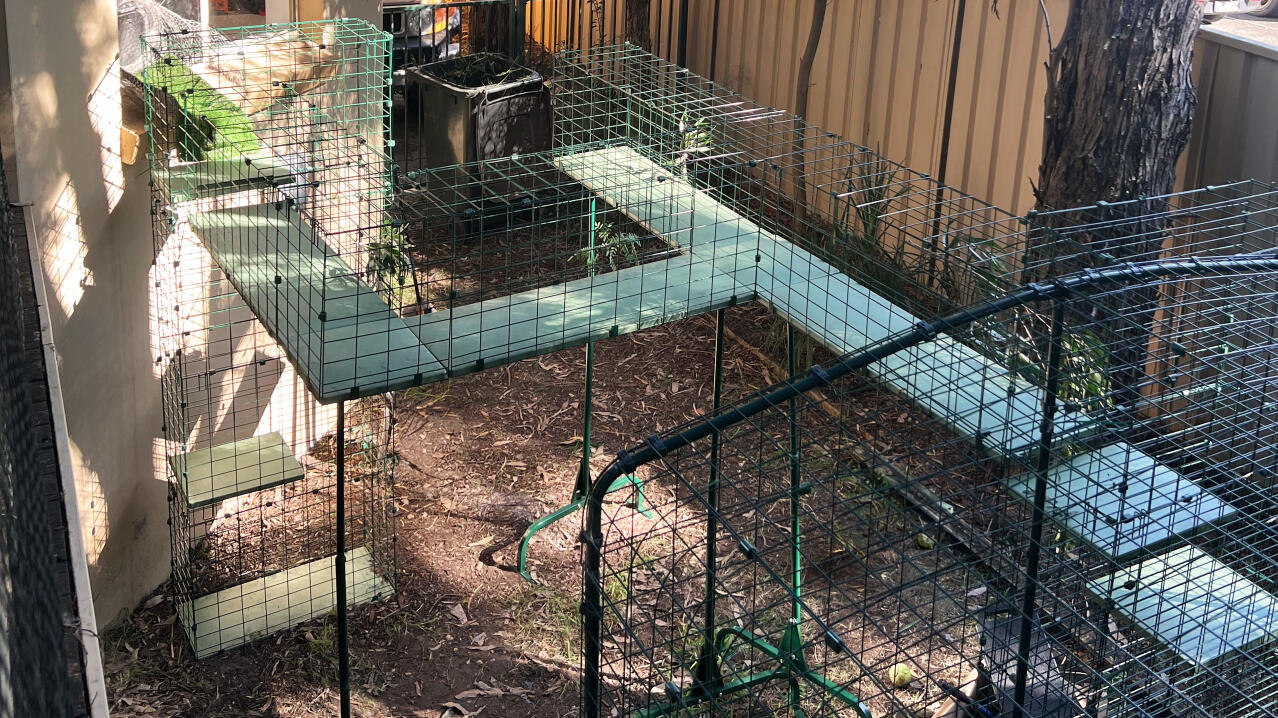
1007,442,1239,562
1088,546,1278,666
166,152,296,201
178,545,392,659
170,432,304,509
188,202,447,401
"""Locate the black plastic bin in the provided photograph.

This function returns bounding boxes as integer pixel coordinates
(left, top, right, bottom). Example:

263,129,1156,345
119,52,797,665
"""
404,53,551,171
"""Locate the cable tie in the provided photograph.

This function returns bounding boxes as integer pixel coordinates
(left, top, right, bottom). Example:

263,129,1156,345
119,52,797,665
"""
646,434,667,455
810,365,832,386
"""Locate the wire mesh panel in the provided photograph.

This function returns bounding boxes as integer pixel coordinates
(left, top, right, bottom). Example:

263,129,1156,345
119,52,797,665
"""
144,19,397,659
582,242,1278,717
0,152,75,716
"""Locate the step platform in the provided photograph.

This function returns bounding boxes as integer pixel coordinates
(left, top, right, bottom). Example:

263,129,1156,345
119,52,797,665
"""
179,545,391,659
188,203,446,400
170,432,304,508
166,152,296,201
1006,443,1239,562
1087,546,1278,666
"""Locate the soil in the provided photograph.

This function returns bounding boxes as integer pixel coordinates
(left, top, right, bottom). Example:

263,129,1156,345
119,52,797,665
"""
106,306,775,718
103,304,1027,718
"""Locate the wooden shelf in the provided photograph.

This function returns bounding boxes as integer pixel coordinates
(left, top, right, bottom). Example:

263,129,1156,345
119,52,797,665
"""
171,432,304,508
179,546,391,659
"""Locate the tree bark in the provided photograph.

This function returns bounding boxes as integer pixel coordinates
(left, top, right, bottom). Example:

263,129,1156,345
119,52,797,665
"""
626,0,651,50
1036,0,1198,226
1033,0,1200,409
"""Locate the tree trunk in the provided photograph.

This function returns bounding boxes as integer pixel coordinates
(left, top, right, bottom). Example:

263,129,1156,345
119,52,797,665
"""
626,0,651,50
1033,0,1199,410
1036,0,1198,227
790,0,827,235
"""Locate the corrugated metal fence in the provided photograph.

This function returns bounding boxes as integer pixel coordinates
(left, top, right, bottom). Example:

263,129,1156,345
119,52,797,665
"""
526,0,1066,213
525,1,1277,213
1183,26,1278,189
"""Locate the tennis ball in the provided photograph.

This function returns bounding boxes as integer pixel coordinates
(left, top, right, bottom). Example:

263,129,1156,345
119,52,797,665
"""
888,663,913,688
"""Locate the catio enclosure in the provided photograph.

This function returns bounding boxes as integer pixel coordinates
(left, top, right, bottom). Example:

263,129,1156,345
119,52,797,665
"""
143,20,398,660
135,10,1278,717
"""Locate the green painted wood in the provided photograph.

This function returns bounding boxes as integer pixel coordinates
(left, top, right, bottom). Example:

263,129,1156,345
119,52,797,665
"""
1007,443,1239,561
188,203,447,401
166,153,296,201
170,432,304,508
409,251,749,376
1088,546,1278,666
179,546,391,659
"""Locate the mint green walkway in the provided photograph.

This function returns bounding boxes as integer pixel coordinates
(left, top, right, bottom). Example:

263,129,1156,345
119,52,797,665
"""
186,143,1270,666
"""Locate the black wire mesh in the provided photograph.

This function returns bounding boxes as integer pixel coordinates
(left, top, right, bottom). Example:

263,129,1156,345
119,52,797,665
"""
582,246,1278,717
561,43,1278,718
0,147,75,717
144,19,398,659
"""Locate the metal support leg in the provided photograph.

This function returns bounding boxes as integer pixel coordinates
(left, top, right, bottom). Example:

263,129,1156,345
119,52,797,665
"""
336,401,351,718
1013,302,1065,718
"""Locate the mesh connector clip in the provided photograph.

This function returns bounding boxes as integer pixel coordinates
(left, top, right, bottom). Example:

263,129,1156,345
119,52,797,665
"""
914,321,938,340
810,365,833,386
617,449,639,474
823,629,846,653
646,434,667,455
738,540,758,561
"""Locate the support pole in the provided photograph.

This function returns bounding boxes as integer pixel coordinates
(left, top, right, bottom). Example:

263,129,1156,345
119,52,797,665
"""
693,309,726,695
336,401,351,718
786,323,803,711
1012,301,1065,718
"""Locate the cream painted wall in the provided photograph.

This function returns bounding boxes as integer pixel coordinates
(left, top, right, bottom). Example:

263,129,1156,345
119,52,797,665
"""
3,0,347,626
2,0,171,625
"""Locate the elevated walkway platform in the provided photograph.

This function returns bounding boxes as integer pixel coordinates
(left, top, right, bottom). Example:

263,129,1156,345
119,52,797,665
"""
1088,546,1278,666
1006,442,1240,562
186,142,1273,669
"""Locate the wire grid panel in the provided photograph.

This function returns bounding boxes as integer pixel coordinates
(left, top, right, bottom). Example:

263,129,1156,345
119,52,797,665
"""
143,19,438,401
394,148,754,377
144,19,398,659
584,249,1278,718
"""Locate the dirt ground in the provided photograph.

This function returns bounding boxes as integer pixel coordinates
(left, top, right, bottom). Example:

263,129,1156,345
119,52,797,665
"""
104,300,1006,718
105,305,781,718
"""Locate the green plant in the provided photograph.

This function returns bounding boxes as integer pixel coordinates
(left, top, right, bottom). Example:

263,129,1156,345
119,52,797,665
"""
142,59,260,161
365,223,421,306
830,156,912,304
574,220,643,273
675,112,714,177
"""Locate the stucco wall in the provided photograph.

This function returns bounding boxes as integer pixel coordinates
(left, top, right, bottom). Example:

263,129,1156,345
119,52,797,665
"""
3,0,350,627
2,0,170,626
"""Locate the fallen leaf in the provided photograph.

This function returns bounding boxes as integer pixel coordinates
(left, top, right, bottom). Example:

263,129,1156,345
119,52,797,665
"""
966,586,987,597
450,604,469,625
467,535,494,549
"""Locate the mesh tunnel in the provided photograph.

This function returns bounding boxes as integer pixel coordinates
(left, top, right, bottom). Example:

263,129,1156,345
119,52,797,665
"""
581,249,1278,718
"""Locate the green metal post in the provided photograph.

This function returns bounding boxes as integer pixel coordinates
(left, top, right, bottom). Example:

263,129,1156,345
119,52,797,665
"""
336,401,350,718
786,323,802,711
579,198,598,501
516,199,653,582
